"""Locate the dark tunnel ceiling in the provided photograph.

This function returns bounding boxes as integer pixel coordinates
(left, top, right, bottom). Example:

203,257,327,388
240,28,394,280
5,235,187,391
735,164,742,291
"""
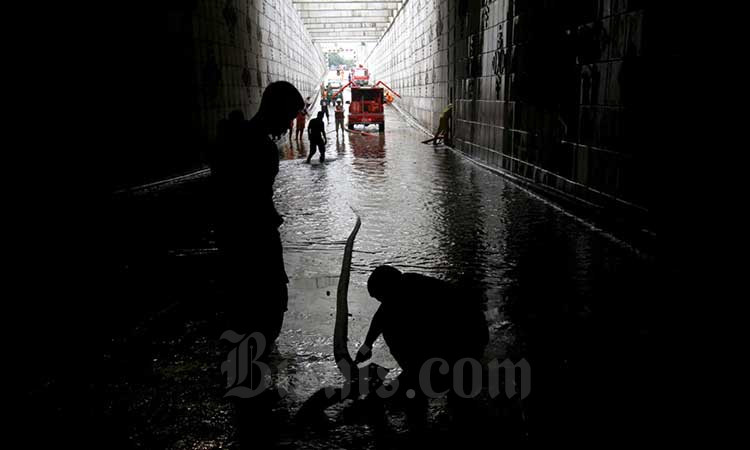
293,0,404,42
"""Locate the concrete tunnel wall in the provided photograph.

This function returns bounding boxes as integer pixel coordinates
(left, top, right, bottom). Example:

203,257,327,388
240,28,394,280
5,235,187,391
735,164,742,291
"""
367,0,687,229
115,0,326,189
115,0,690,233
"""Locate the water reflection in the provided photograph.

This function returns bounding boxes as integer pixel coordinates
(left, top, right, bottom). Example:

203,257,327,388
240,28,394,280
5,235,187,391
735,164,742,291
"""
275,109,508,283
108,104,656,448
334,134,345,156
432,151,489,286
279,138,307,160
348,132,386,159
273,105,656,442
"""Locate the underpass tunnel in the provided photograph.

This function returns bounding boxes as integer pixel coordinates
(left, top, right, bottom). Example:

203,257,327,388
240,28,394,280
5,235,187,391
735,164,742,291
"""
148,0,691,238
91,1,688,447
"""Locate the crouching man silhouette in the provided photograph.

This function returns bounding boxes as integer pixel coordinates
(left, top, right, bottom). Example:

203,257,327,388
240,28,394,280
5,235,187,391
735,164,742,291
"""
355,265,489,433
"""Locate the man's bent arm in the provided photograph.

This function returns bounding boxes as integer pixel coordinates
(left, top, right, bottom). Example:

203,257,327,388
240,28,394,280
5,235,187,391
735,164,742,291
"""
363,306,384,347
355,306,384,363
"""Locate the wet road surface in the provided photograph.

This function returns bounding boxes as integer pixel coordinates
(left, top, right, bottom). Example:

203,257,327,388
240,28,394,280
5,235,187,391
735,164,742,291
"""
102,104,657,448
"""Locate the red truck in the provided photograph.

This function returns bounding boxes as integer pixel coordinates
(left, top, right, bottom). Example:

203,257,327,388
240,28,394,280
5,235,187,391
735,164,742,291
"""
350,65,370,86
347,86,385,132
330,80,400,133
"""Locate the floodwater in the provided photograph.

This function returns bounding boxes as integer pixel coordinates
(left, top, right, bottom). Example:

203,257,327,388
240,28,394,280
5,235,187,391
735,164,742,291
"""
101,104,657,448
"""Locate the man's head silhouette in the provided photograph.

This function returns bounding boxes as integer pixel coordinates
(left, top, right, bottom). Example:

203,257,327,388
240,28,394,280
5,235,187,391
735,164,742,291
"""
257,81,304,137
367,265,402,303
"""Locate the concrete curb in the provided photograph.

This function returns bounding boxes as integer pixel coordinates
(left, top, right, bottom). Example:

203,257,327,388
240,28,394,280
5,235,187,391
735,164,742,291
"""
113,168,210,197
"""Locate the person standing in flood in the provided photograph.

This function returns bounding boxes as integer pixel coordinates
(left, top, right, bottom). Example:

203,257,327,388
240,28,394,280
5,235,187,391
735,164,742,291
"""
211,81,304,347
306,111,327,164
212,82,304,449
295,108,307,141
334,100,345,138
320,96,330,124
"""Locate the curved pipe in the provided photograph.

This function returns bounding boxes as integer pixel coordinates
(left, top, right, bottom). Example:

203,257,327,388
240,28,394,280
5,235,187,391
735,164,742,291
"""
333,214,361,380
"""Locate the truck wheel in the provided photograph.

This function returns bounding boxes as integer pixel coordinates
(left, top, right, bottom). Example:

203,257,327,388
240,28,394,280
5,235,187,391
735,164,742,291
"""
348,123,354,130
379,123,385,132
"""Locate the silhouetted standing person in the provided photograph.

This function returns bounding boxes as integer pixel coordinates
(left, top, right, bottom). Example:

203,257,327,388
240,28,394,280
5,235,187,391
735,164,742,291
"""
306,111,327,164
212,82,304,449
295,108,307,140
334,100,345,137
212,83,304,347
320,97,330,124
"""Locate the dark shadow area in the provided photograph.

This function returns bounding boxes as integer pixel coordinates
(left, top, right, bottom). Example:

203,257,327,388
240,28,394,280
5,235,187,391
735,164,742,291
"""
25,1,683,448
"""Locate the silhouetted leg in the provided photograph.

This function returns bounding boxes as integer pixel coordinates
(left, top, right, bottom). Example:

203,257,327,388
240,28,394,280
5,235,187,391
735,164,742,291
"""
390,371,428,435
226,331,280,450
404,394,428,447
306,144,317,163
443,352,485,445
